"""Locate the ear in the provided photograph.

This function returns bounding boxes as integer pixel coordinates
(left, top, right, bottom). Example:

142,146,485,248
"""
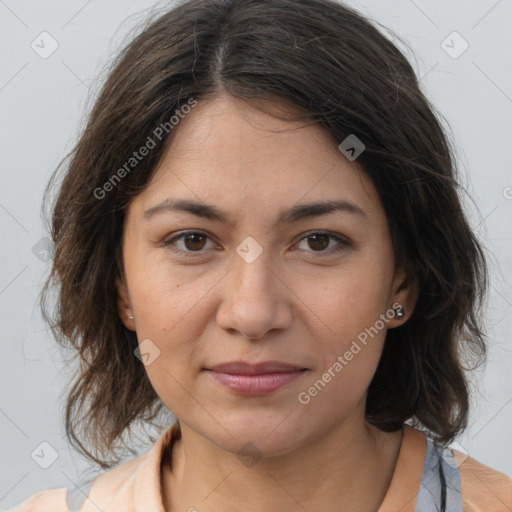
115,275,136,330
386,264,419,328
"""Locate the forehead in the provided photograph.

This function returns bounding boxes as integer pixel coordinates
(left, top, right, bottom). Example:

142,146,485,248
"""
129,94,384,226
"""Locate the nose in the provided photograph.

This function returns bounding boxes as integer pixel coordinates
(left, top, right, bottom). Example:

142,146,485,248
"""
216,247,293,341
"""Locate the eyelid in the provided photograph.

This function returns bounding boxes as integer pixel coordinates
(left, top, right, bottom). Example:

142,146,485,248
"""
292,230,351,255
162,229,219,258
162,229,352,258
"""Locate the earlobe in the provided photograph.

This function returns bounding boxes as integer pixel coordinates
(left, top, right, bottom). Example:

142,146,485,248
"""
388,266,419,328
115,275,135,330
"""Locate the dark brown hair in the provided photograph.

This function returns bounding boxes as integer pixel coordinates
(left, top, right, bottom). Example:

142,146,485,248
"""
40,0,488,469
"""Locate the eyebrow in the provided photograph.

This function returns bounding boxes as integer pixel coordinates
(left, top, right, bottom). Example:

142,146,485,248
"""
143,198,368,225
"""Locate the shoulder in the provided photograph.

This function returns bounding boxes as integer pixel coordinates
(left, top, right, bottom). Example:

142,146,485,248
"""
8,423,179,512
8,487,68,512
453,448,512,511
401,426,511,511
8,453,146,512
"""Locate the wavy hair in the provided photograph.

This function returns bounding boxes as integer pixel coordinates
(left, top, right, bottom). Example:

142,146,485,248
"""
40,0,488,468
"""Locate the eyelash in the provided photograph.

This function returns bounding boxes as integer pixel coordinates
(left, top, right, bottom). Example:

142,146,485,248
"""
162,230,351,258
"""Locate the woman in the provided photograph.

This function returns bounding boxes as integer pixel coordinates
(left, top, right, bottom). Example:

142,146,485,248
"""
12,0,511,510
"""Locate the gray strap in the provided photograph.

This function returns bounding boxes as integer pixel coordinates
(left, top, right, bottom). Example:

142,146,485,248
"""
66,478,96,512
414,436,463,511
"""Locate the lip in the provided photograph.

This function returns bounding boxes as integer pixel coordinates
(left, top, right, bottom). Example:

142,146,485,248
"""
205,361,308,396
207,360,306,375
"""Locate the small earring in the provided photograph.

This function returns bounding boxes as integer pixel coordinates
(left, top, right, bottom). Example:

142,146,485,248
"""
128,314,134,320
393,304,405,320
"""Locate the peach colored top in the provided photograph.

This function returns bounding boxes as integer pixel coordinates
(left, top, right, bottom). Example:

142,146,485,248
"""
10,423,512,511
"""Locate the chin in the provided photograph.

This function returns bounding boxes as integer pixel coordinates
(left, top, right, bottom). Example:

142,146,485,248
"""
201,410,311,459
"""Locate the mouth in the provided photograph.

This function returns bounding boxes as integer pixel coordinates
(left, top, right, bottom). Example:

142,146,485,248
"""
204,360,308,396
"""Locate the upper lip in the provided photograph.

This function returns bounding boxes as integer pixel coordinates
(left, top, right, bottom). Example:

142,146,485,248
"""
207,361,306,375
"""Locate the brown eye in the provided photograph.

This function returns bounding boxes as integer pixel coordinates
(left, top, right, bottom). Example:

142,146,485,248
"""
182,233,207,251
306,233,330,251
163,231,217,257
295,231,351,256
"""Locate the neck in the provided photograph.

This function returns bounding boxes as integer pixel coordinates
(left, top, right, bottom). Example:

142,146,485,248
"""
161,416,403,512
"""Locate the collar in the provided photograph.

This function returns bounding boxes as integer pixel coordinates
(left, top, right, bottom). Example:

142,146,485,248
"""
378,424,426,511
129,422,425,512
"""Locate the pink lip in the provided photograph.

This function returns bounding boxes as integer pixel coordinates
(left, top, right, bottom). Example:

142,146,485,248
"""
205,361,307,396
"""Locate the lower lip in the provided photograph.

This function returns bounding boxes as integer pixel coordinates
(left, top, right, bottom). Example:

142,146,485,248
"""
206,370,306,395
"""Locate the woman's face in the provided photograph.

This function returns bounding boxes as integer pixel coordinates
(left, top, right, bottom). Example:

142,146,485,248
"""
116,93,417,456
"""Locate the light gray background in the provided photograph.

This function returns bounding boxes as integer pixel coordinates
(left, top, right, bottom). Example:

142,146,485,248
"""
1,0,511,509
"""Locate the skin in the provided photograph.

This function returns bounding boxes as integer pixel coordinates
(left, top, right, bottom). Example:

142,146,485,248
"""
116,92,419,512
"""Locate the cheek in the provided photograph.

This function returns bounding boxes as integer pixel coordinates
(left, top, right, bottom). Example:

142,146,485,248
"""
293,254,392,390
132,277,202,357
132,283,204,414
296,355,377,429
128,260,217,378
298,261,390,340
297,290,389,418
129,250,209,329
